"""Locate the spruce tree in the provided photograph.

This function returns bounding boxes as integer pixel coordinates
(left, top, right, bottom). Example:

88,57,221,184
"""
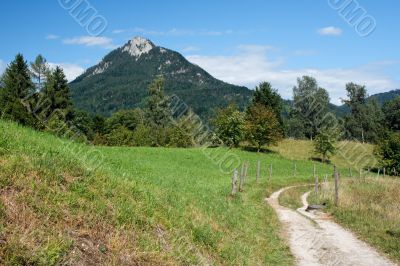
145,76,171,128
42,66,74,121
252,82,283,121
0,54,35,126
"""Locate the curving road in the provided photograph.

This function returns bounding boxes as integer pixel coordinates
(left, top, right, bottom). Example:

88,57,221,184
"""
266,186,397,266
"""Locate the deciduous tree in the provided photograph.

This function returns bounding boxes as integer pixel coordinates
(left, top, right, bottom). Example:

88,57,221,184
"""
244,103,282,152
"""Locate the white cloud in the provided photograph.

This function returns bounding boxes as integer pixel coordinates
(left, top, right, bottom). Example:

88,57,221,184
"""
48,62,84,82
132,27,234,37
318,26,343,36
112,29,127,34
45,34,59,40
293,49,318,57
63,36,117,49
0,59,6,75
186,46,399,105
181,46,201,53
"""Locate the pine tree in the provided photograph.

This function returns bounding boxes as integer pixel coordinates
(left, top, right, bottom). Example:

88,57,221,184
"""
145,76,171,128
41,66,74,122
30,54,50,91
0,54,35,126
252,82,283,125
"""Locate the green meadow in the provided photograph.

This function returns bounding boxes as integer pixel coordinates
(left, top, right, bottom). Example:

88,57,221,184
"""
0,119,377,265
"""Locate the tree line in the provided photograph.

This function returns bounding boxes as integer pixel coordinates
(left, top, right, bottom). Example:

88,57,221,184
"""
0,53,399,175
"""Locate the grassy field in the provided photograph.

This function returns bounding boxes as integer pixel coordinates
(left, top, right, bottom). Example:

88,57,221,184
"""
1,119,396,265
0,119,342,265
269,139,377,169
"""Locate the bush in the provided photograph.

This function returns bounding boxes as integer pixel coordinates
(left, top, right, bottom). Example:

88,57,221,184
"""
212,104,244,148
168,125,193,148
104,126,135,146
132,124,154,146
375,132,400,176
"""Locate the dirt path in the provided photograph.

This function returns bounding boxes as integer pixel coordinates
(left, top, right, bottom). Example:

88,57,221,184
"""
266,187,397,266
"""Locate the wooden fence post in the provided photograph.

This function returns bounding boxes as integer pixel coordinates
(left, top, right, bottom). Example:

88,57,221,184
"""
256,161,261,182
244,162,249,183
294,162,297,177
240,163,245,183
334,165,339,207
315,175,319,197
231,170,238,195
239,168,245,192
313,163,316,182
383,168,386,178
269,163,273,181
359,168,362,179
377,168,380,179
323,174,328,198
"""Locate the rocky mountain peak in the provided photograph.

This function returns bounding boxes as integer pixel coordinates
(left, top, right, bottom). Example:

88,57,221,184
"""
122,36,155,59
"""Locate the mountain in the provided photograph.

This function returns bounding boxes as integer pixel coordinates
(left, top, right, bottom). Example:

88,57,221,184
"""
329,89,400,117
70,37,252,119
369,89,400,105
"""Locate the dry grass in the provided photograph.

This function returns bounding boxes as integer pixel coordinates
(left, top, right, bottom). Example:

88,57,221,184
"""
279,185,312,210
0,154,170,265
309,177,400,263
269,139,377,169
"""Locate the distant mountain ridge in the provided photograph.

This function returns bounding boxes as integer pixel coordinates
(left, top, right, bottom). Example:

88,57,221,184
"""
330,89,400,117
70,37,252,118
69,37,399,119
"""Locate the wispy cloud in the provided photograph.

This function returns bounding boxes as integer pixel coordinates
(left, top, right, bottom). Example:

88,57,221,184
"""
45,34,60,40
186,46,399,104
0,59,6,75
48,62,84,81
318,26,343,36
292,49,318,57
63,36,117,49
112,29,127,34
181,46,201,53
114,27,235,37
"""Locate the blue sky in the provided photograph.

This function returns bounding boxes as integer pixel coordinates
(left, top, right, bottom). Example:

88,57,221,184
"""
0,0,399,104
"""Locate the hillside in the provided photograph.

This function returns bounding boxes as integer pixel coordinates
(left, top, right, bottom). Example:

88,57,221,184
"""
328,89,400,117
0,119,349,265
369,89,400,105
69,37,252,119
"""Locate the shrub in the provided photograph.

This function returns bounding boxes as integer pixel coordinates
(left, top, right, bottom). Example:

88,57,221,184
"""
375,132,400,176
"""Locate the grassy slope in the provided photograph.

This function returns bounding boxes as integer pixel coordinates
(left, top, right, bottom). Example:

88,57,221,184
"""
270,139,377,169
0,120,343,265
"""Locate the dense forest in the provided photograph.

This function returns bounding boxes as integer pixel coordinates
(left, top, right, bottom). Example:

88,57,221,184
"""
0,54,399,175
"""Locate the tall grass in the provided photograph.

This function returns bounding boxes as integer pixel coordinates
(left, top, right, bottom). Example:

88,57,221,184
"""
269,139,377,169
309,177,400,263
